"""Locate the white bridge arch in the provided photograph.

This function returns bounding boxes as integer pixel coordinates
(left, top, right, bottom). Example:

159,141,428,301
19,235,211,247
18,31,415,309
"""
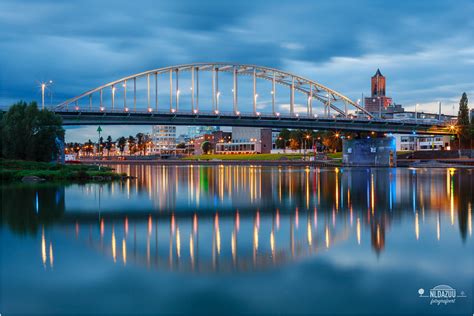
56,63,372,118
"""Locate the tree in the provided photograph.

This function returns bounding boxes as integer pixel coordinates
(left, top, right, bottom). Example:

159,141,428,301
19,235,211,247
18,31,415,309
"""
1,101,64,161
84,139,94,156
289,129,303,150
128,135,137,154
201,141,212,154
105,135,114,156
136,133,145,155
457,93,470,149
276,128,290,149
176,142,186,149
72,142,81,155
141,133,152,155
117,137,127,155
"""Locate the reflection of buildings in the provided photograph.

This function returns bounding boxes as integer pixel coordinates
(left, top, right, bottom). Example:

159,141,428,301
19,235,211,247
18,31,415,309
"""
17,166,471,274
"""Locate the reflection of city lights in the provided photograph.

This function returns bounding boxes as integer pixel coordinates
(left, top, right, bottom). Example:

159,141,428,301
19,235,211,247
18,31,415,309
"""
231,231,236,263
171,214,176,235
376,225,381,246
112,227,116,263
357,218,361,245
49,242,54,268
437,215,441,241
307,220,312,246
325,226,330,249
415,213,419,240
148,215,153,236
295,208,299,229
276,209,280,230
190,234,194,268
122,239,127,265
253,225,259,252
176,228,181,258
235,211,240,232
270,230,275,257
41,228,47,267
193,213,198,234
469,203,472,237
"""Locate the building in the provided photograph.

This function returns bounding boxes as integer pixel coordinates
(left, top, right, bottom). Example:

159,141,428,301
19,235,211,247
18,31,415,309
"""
215,127,272,154
272,130,280,149
193,133,215,155
394,134,451,151
187,126,220,139
150,125,176,154
342,137,396,167
364,69,393,116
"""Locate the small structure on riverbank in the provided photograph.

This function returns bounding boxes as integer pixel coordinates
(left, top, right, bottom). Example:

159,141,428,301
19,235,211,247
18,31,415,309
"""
343,137,396,167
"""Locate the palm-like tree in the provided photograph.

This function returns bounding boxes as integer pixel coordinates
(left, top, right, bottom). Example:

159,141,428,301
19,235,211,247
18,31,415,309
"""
128,135,137,155
105,135,114,156
117,136,127,156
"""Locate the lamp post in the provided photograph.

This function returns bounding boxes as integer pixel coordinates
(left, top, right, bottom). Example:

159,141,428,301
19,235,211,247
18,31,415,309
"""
41,80,53,110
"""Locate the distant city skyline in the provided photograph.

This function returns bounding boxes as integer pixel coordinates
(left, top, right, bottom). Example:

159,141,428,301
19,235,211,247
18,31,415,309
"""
1,0,472,142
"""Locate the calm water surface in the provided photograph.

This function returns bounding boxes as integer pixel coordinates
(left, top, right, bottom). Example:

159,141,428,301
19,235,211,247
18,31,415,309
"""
1,165,473,315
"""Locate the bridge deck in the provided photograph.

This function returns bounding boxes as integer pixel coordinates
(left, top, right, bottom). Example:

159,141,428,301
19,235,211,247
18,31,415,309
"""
56,109,452,135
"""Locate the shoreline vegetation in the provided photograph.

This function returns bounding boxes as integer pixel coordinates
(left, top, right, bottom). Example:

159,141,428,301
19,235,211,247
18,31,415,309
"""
0,159,129,182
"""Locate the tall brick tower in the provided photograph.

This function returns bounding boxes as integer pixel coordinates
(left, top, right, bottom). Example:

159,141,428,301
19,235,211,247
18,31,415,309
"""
364,69,392,115
371,69,386,97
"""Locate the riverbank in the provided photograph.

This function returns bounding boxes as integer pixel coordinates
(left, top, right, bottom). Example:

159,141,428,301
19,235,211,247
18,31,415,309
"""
0,159,128,182
90,159,340,167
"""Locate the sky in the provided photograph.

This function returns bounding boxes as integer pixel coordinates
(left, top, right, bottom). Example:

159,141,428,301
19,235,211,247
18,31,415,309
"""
1,0,473,142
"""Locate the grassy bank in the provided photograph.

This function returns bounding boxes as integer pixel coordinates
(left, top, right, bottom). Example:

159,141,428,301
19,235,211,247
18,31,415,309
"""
0,159,127,182
182,153,307,161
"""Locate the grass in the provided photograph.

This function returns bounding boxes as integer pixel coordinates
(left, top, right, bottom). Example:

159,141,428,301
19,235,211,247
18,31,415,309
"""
183,153,307,161
0,159,127,182
327,152,343,159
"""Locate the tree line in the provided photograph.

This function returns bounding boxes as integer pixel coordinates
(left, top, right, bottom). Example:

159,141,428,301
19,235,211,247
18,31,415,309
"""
65,133,153,156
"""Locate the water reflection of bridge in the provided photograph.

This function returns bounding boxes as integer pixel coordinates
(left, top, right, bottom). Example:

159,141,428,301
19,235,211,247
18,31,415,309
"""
39,199,472,273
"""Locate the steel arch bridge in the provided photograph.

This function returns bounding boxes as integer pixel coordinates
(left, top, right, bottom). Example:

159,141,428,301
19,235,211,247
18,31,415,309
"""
54,63,452,134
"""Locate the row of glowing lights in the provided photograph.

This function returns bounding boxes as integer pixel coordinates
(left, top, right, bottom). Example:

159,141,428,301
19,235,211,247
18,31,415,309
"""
41,202,472,268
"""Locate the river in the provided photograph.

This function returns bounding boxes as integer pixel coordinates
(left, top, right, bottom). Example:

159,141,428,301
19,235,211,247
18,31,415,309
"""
1,165,473,314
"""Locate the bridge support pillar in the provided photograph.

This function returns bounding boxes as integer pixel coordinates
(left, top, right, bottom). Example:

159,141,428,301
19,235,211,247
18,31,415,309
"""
342,137,397,167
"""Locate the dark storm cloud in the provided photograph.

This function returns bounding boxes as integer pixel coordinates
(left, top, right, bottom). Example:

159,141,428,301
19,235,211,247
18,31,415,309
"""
1,0,473,140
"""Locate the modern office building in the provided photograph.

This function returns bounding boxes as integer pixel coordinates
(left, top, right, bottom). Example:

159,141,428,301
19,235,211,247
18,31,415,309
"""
150,125,176,154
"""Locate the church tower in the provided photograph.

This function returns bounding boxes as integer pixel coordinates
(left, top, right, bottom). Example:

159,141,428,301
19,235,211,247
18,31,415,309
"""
371,69,386,97
364,69,392,115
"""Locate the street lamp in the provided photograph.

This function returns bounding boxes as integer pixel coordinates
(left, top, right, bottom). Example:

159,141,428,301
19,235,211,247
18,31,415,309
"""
41,80,53,110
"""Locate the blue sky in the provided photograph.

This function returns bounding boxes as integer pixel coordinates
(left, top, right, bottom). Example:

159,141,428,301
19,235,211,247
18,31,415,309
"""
1,0,473,142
